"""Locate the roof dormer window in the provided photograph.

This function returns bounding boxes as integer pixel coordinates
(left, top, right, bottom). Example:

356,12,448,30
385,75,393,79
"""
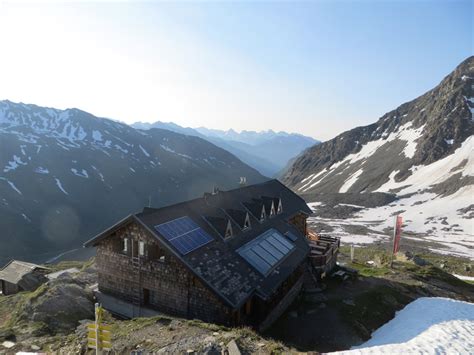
243,213,251,230
260,206,266,222
277,199,283,214
225,220,233,238
270,202,276,217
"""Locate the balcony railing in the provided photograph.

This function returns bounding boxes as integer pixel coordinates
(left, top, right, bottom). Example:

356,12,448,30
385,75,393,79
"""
306,229,340,269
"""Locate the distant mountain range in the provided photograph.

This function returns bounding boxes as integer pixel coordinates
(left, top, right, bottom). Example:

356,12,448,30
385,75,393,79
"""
282,56,474,243
0,101,266,264
131,122,319,177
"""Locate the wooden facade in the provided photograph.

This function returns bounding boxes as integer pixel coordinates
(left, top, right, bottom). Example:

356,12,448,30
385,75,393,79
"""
96,222,233,324
95,215,308,327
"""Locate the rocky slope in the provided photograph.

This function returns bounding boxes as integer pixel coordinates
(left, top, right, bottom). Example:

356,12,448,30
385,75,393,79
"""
0,101,266,264
133,122,319,177
283,56,473,193
1,252,472,354
282,57,474,251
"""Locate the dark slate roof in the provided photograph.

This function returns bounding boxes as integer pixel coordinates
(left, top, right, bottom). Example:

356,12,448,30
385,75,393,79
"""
85,179,312,309
204,216,230,238
225,208,248,229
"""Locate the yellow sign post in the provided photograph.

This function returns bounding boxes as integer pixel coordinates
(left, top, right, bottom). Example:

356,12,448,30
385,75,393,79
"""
87,303,112,353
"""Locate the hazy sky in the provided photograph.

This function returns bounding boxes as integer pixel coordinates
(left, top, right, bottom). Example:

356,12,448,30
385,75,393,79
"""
0,1,471,140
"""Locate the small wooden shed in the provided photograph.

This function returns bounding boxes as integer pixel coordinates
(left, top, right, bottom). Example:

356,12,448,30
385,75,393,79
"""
0,260,49,295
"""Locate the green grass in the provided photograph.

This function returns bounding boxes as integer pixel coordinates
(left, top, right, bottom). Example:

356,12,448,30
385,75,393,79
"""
186,318,229,332
416,253,473,276
44,258,95,273
403,264,474,289
348,262,391,277
340,245,474,280
4,284,48,330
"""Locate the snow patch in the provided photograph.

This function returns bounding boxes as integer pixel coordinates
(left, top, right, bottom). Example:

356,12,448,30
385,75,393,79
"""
453,274,474,282
139,145,150,157
54,178,69,195
92,130,103,141
339,169,363,193
3,155,27,172
332,297,474,354
300,168,329,192
34,167,49,174
71,168,89,178
160,144,192,159
376,136,474,194
114,144,128,154
0,177,22,195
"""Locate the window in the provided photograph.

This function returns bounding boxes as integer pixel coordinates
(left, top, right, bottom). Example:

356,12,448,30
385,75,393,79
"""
123,238,129,253
139,241,146,256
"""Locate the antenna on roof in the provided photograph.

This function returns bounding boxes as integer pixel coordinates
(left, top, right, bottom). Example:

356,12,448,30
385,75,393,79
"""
239,177,247,187
148,195,152,207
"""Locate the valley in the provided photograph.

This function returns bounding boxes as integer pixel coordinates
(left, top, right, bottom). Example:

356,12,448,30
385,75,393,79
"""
0,101,266,265
132,122,319,177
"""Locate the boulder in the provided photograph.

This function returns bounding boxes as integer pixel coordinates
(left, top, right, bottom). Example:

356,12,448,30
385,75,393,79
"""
17,275,94,333
227,340,241,355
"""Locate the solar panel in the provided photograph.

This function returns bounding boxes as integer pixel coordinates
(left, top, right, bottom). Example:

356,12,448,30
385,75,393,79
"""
240,249,269,275
259,239,284,260
285,231,298,242
271,231,294,250
154,216,213,255
253,244,278,266
237,228,295,276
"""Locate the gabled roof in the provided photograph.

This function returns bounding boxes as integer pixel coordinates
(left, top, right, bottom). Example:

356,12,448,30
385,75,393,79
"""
84,179,312,309
0,260,48,285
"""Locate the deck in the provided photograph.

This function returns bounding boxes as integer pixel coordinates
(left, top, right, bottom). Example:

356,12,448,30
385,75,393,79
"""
307,229,340,277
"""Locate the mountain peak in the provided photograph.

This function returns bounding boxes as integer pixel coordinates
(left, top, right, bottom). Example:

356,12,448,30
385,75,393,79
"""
282,56,474,193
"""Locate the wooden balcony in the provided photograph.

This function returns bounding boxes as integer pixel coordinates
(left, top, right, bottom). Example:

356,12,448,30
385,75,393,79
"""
306,229,340,271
